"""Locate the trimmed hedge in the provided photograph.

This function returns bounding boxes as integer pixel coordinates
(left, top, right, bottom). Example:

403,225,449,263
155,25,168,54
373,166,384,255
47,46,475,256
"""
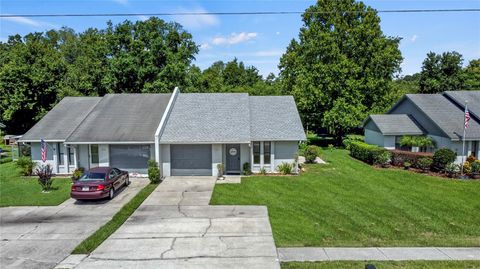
342,134,364,150
349,141,390,165
433,148,456,171
389,150,433,167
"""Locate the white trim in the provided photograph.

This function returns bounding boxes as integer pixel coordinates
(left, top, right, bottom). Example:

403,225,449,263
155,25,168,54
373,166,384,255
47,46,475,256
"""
160,141,251,145
65,141,154,145
155,87,180,166
20,139,65,143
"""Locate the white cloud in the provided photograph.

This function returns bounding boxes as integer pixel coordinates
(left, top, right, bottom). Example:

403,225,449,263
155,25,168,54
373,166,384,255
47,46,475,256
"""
254,49,283,57
112,0,128,5
200,43,211,50
1,16,57,29
410,34,418,43
172,7,219,29
276,31,280,35
211,32,258,46
137,15,149,21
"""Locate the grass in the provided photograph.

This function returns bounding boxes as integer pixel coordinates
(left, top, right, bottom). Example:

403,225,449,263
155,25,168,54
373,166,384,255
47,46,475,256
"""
0,161,72,207
282,261,480,269
211,149,480,247
72,182,158,254
0,143,12,164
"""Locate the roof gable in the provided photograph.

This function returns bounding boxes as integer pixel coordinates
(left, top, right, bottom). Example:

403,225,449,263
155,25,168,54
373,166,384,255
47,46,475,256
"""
444,91,480,120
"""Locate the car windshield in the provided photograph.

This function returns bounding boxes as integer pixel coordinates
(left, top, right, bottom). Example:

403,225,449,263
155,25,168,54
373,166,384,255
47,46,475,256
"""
79,172,106,181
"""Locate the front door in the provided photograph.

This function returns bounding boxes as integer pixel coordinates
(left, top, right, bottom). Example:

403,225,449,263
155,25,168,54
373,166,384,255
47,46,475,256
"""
226,144,241,174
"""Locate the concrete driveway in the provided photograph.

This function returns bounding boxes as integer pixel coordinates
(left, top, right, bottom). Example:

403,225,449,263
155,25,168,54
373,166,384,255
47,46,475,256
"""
0,178,148,269
75,177,280,269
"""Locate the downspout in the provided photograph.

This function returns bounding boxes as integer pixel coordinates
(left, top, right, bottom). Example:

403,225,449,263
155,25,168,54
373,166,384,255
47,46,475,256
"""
154,87,179,176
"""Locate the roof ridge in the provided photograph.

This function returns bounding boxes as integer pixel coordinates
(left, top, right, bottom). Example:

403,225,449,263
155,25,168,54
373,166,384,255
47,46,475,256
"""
64,96,104,142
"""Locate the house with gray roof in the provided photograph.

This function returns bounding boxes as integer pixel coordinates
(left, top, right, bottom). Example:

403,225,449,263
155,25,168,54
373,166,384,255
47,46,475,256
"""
20,88,306,175
364,91,480,163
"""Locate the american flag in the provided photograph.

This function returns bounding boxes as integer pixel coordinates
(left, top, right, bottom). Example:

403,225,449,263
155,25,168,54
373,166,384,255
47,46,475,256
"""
40,139,47,162
465,107,470,129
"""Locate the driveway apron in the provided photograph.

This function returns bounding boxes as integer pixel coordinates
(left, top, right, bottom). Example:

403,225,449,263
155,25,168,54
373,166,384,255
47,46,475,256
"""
76,176,280,269
0,178,149,269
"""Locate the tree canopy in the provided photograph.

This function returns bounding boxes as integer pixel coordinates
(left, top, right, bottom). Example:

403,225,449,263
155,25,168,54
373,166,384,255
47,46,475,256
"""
279,0,402,138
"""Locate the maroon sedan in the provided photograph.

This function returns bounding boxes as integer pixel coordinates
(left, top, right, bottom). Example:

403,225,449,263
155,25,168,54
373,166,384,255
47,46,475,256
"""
71,167,130,200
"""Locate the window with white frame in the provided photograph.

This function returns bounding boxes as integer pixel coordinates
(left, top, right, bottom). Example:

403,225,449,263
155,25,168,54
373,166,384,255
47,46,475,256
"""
253,142,260,165
263,141,271,165
58,143,64,165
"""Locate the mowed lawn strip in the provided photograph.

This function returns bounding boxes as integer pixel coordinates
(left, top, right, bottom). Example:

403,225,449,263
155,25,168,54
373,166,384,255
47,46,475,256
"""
282,261,480,269
211,149,480,247
0,162,71,207
72,183,158,254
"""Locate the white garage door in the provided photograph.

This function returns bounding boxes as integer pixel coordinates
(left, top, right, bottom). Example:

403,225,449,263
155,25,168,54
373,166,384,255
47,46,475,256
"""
171,144,212,176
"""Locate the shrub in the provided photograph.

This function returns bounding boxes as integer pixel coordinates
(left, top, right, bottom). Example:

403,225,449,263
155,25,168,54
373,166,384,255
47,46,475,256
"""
445,162,460,177
298,142,308,156
342,134,364,149
277,162,294,175
433,148,456,171
16,156,35,176
217,163,224,177
0,157,12,164
462,162,472,174
400,135,436,148
349,141,388,165
416,157,433,172
147,160,160,184
472,160,480,174
374,151,391,166
390,150,433,167
259,167,267,175
404,161,412,169
327,144,334,151
304,145,321,163
71,167,85,181
242,162,252,175
36,164,53,191
466,155,476,163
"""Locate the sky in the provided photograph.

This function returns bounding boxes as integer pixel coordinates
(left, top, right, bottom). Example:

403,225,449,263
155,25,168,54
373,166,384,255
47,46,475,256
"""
1,0,479,77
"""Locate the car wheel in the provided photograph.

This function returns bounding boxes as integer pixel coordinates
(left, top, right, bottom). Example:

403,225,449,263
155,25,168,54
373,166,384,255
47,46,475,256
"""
125,176,130,187
108,188,114,200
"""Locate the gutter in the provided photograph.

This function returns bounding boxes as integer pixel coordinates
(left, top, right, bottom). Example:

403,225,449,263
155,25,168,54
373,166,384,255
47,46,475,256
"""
154,87,179,167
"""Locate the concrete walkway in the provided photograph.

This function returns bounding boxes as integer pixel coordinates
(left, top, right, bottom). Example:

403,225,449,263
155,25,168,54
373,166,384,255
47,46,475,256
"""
0,178,149,269
73,176,280,269
278,247,480,262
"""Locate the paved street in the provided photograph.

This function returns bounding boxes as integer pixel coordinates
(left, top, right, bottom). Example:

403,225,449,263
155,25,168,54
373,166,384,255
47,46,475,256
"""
0,178,148,269
73,176,280,269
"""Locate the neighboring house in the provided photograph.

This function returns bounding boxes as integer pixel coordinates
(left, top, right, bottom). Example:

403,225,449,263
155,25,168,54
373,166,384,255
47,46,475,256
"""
364,90,480,163
20,88,306,175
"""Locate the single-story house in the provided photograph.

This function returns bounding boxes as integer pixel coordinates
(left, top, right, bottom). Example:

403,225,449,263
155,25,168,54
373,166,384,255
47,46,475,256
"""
364,90,480,163
20,88,306,175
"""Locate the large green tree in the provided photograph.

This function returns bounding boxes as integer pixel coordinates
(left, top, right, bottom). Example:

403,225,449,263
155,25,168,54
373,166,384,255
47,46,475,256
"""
464,59,480,91
418,51,464,93
279,0,402,138
0,18,198,134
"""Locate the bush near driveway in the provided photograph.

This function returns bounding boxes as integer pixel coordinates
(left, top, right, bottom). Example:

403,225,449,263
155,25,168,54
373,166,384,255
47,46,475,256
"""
211,149,480,247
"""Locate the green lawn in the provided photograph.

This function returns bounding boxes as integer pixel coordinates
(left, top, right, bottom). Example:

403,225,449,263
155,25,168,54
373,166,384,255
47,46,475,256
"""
211,149,480,247
72,183,158,254
0,161,71,207
282,261,480,269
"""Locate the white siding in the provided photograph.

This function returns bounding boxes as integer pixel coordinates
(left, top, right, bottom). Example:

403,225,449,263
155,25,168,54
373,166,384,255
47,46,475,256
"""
212,144,223,177
161,144,171,177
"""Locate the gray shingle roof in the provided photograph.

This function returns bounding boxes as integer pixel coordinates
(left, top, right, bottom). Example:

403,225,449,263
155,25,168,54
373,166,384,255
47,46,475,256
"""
444,91,480,119
249,96,306,141
160,93,251,143
407,93,480,140
66,94,171,142
20,97,102,141
365,114,424,135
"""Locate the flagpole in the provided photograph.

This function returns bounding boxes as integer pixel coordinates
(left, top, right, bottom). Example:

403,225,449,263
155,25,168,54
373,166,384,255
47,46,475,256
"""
460,101,468,176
